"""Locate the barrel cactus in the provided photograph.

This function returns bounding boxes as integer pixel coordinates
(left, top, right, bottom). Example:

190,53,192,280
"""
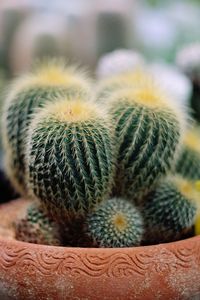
2,60,91,195
85,197,144,248
26,98,115,221
14,201,63,245
176,126,200,180
108,85,184,200
143,176,199,244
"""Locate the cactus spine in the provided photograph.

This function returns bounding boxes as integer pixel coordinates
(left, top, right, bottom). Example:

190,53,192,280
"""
2,61,91,195
26,98,115,220
176,127,200,180
143,176,199,244
14,202,63,245
108,86,184,200
85,197,143,248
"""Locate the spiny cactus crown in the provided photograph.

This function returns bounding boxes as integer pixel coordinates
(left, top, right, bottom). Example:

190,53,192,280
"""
41,98,105,123
8,60,91,96
95,68,156,102
26,98,115,219
85,197,144,247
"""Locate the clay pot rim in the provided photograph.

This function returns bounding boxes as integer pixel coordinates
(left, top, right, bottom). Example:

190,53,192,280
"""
1,234,199,253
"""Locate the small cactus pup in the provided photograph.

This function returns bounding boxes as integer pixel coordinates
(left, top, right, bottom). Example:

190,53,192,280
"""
85,197,144,248
2,60,91,195
26,98,115,221
176,126,200,180
143,176,200,244
95,68,154,103
176,43,200,121
14,201,63,246
108,85,185,200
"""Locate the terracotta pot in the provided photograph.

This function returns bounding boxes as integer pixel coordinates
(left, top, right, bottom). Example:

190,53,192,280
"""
0,199,200,300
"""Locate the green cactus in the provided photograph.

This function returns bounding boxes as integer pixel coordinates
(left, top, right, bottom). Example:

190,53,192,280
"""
108,86,184,200
2,61,91,195
26,99,115,221
85,197,144,248
143,176,199,244
14,202,63,245
176,127,200,180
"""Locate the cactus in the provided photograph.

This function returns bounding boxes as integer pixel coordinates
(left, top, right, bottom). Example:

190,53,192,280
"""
2,60,91,195
26,98,115,221
108,86,184,200
14,201,63,245
143,176,199,244
95,69,154,102
176,127,200,180
85,197,144,248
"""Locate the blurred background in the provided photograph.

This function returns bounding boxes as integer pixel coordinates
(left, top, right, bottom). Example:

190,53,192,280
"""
0,0,200,201
0,0,199,77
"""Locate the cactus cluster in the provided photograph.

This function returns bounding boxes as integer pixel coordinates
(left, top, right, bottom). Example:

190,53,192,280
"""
1,55,200,248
